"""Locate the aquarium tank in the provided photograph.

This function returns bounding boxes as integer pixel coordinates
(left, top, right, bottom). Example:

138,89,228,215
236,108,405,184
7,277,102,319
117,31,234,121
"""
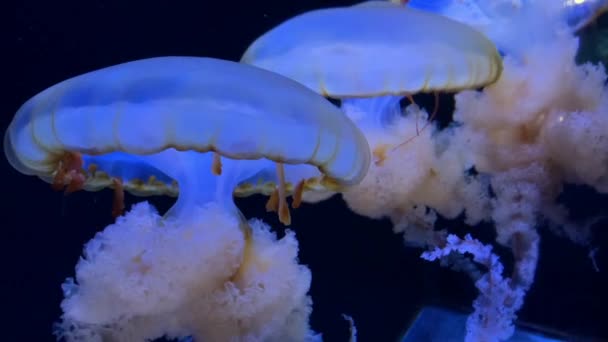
4,1,607,341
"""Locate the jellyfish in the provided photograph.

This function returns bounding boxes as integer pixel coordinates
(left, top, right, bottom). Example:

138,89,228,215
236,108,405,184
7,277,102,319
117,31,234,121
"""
241,1,501,160
240,1,502,226
404,0,608,59
4,56,370,341
405,0,608,32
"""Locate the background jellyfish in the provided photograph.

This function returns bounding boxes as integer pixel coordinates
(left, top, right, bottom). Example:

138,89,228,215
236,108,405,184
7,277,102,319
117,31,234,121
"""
4,56,370,341
240,0,502,245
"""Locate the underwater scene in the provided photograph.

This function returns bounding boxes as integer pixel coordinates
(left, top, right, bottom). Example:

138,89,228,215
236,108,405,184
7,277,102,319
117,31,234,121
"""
4,0,608,341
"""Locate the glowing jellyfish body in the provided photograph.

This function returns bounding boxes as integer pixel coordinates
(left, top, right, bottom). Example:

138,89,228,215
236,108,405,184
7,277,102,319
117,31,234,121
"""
242,1,502,97
241,1,503,221
5,57,372,340
241,1,502,151
5,56,370,223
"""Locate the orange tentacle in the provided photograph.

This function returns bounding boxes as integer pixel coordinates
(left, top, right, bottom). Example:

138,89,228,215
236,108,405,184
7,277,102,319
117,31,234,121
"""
52,152,86,193
111,178,125,218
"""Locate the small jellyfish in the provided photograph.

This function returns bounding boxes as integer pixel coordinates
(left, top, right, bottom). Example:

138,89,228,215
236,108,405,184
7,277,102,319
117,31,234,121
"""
564,0,608,31
4,57,371,340
405,0,608,32
241,1,502,163
404,0,608,58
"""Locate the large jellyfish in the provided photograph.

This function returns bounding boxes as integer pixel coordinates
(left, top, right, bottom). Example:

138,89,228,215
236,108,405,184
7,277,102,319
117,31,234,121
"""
240,0,502,231
4,56,370,341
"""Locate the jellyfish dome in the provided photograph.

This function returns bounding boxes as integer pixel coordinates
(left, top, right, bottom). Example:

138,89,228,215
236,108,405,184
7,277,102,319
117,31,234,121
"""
4,56,370,341
242,1,502,97
241,1,502,151
4,56,369,220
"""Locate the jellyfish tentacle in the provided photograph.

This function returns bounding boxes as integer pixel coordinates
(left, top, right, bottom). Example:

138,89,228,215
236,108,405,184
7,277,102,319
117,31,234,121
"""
111,178,124,218
275,162,291,225
265,188,280,213
52,151,86,193
292,179,305,208
212,152,222,176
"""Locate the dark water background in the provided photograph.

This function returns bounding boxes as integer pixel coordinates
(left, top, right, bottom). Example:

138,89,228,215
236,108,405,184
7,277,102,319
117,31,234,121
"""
4,1,608,341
